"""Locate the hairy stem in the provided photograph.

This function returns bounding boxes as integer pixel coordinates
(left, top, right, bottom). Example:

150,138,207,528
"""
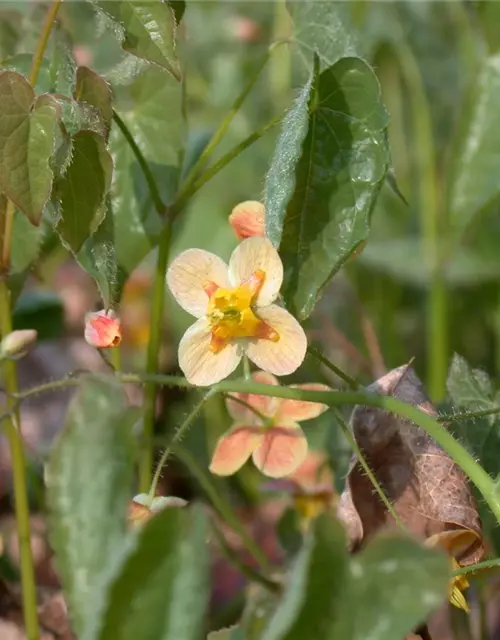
14,372,500,525
307,345,360,389
149,392,211,499
332,408,406,531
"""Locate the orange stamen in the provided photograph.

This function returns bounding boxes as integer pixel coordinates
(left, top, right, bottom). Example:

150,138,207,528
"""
203,280,220,297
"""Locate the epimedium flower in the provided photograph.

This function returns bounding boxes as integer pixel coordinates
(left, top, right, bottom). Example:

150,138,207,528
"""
167,237,307,386
84,309,121,348
209,371,331,478
229,200,265,240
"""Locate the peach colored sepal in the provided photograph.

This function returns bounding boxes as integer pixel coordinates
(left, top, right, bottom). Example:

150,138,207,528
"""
229,200,265,240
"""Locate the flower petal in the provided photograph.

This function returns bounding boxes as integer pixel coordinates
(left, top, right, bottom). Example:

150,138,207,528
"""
226,371,280,422
179,317,242,386
246,305,307,376
209,425,262,476
167,249,230,318
276,383,331,422
228,237,283,306
252,424,308,478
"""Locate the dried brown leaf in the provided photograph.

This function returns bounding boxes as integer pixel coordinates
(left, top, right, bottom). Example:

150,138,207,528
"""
337,364,484,565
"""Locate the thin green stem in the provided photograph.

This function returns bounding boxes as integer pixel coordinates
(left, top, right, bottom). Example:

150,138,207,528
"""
28,0,62,86
452,557,500,577
112,111,166,216
173,115,282,214
13,372,500,525
177,42,284,200
243,355,251,381
149,392,211,499
438,406,500,423
332,408,406,531
0,3,63,637
307,345,360,389
393,35,447,401
0,283,39,640
140,223,172,492
174,444,271,572
109,345,122,372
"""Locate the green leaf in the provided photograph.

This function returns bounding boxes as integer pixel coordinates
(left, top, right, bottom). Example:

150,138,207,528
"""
49,27,77,96
359,238,500,287
2,53,52,93
168,0,186,25
262,514,347,640
448,53,500,237
0,71,59,225
89,505,209,640
93,0,180,80
77,203,123,308
474,2,500,54
12,290,64,341
261,515,448,640
75,67,113,136
332,535,449,640
265,56,389,319
53,130,113,252
85,67,182,302
287,0,362,71
46,375,136,636
0,10,20,59
446,353,500,477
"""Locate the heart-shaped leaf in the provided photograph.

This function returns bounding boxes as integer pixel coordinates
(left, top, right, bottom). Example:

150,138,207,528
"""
0,71,59,225
53,130,113,252
287,0,362,71
75,67,113,137
265,56,389,320
93,1,180,80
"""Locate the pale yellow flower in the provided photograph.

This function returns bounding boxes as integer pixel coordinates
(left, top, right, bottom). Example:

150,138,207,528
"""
167,237,307,386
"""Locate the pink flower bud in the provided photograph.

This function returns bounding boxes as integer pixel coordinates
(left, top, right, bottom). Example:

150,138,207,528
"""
0,329,37,359
84,310,121,348
229,201,265,240
230,17,262,43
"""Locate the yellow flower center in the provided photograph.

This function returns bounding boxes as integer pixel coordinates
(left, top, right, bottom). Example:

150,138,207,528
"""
204,270,279,353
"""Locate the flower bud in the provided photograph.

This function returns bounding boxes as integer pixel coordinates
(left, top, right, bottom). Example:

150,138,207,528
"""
0,329,38,359
84,310,121,348
128,493,188,527
229,201,265,240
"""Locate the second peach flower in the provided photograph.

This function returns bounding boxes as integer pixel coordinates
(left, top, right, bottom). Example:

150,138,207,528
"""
210,372,331,478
